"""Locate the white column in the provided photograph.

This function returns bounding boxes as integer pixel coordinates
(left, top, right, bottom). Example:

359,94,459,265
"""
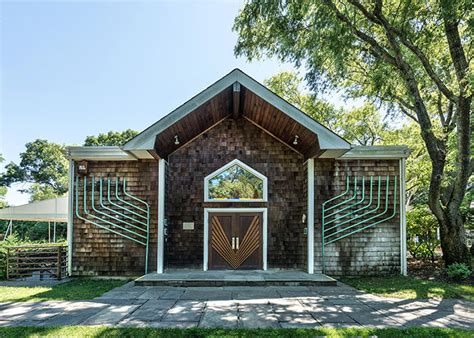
307,159,315,274
399,158,407,276
203,210,208,271
67,160,74,275
157,159,166,274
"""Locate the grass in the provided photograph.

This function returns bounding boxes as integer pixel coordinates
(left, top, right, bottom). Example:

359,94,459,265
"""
0,327,471,338
341,275,474,300
0,278,128,302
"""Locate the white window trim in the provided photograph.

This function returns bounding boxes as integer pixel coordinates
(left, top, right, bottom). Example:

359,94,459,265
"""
203,207,267,271
204,159,268,203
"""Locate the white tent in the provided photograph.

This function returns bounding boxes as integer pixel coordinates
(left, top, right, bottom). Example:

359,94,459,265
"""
0,196,68,222
0,196,68,242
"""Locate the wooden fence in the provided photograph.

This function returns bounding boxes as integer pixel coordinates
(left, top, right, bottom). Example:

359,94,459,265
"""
5,244,67,280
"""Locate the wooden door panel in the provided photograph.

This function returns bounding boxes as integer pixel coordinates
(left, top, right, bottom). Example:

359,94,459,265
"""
235,214,261,269
209,212,262,270
209,214,234,269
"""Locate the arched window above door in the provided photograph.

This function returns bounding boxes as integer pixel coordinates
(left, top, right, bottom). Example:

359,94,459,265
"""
204,159,268,202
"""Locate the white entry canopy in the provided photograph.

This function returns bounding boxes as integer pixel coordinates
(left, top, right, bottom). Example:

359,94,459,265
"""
0,196,68,222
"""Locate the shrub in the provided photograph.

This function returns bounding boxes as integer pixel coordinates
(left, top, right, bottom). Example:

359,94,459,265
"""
446,263,471,281
407,206,440,262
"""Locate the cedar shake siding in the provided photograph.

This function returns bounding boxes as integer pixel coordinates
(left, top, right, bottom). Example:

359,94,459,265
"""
313,159,400,276
72,160,158,276
166,118,306,269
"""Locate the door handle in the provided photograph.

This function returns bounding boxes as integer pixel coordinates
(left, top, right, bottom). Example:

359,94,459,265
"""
232,237,235,250
236,237,239,250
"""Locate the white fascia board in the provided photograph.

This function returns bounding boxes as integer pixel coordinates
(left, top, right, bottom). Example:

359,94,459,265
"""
338,145,411,160
123,69,351,152
66,146,137,161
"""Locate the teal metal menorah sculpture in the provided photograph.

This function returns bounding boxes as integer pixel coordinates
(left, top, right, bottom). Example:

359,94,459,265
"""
321,176,397,273
75,176,150,274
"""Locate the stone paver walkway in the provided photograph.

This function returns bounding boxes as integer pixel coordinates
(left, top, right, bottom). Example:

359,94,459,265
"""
0,282,472,329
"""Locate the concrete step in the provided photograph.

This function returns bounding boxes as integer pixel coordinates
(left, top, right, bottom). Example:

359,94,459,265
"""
134,269,337,287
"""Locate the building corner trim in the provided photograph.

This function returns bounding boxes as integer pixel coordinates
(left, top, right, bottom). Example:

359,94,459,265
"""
157,159,166,274
307,159,315,274
67,160,74,275
400,158,407,276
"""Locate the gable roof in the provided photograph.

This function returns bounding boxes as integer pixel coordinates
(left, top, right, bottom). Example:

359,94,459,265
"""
123,69,351,158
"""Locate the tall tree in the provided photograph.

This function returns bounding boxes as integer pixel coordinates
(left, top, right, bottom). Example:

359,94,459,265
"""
234,0,472,265
0,140,68,201
84,129,138,146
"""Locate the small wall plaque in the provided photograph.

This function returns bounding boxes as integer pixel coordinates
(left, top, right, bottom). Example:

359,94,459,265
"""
183,222,194,230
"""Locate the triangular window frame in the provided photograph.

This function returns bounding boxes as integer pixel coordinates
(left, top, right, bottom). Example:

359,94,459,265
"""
204,159,268,202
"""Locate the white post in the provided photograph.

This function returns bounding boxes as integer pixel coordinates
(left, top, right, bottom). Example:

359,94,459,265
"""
203,210,208,271
307,159,315,274
67,160,74,275
48,221,51,243
53,221,56,243
157,159,166,274
399,158,407,276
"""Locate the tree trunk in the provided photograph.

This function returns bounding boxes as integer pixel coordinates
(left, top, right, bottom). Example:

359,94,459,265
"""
438,211,470,266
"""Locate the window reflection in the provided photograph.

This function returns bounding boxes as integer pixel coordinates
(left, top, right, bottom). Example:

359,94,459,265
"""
208,164,264,201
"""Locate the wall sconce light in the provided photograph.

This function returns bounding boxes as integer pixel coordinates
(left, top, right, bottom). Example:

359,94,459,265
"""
302,213,306,224
293,135,299,145
174,135,180,145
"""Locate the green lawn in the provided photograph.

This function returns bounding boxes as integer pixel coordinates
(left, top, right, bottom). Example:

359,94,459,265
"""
0,327,471,338
341,275,474,300
0,278,127,302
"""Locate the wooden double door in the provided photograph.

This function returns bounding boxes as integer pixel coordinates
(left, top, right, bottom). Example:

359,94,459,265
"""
208,212,263,270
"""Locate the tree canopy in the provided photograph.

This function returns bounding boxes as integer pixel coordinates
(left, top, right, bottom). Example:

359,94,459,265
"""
0,140,68,201
234,0,472,265
84,129,138,146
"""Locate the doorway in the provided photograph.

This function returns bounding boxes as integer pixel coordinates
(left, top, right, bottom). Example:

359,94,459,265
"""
203,208,267,271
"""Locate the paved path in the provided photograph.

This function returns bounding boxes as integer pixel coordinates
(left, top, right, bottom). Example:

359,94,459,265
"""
0,282,472,329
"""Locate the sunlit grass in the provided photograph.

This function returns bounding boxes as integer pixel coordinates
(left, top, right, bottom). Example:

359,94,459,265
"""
0,327,472,338
341,275,474,300
0,278,127,302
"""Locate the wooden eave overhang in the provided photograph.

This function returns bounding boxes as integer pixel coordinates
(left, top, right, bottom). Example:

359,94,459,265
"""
123,69,351,159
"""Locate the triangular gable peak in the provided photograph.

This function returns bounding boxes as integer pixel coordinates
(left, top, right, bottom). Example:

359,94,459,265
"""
123,69,351,159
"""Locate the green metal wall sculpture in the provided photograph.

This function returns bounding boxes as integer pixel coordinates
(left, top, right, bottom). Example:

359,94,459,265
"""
321,175,398,273
75,176,150,274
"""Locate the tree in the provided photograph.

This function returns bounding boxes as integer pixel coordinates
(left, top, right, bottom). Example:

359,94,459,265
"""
265,71,388,145
234,0,472,265
264,71,342,129
382,122,432,206
407,206,440,262
84,129,138,146
0,155,8,209
0,140,68,201
338,103,388,146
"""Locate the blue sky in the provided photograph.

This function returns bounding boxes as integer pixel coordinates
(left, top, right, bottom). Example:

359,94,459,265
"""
0,0,350,206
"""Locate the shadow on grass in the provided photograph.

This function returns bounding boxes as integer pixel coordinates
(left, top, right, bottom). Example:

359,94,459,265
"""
0,278,128,302
0,327,472,338
341,276,474,300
